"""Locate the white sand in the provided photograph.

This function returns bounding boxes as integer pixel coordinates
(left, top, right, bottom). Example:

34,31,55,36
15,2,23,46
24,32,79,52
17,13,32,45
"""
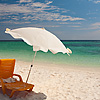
0,60,100,100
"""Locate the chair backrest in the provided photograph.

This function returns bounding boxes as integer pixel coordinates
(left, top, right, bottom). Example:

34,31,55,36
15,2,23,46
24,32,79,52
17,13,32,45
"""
0,59,15,79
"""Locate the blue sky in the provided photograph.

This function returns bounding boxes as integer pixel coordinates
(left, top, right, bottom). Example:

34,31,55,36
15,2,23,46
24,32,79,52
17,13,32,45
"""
0,0,100,40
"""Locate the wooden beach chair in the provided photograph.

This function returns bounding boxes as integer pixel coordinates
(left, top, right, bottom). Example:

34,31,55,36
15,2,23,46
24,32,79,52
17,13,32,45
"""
0,59,34,98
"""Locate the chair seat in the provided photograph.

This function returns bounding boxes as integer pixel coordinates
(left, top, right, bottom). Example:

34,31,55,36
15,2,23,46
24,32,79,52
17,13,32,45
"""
5,81,34,91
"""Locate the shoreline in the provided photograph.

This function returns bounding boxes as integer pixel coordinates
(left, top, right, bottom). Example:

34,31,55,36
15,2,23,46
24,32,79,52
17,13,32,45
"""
16,60,100,73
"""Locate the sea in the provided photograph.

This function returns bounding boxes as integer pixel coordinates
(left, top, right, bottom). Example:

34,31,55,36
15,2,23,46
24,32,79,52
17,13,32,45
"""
0,40,100,68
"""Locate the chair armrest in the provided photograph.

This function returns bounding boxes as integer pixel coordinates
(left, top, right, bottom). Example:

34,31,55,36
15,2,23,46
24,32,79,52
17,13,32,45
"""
13,74,23,82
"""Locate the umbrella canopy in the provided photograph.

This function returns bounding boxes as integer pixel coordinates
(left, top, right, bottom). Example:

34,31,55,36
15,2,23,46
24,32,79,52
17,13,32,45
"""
5,27,72,55
5,27,72,82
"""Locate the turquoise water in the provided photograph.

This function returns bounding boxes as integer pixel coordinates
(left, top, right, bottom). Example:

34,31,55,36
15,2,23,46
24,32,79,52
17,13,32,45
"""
0,40,100,68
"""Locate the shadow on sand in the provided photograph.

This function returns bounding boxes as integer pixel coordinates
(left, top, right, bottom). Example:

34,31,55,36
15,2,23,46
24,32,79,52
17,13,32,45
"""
0,87,47,100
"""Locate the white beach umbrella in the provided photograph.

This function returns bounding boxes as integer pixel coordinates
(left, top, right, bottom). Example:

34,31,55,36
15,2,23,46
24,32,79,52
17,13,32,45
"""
5,27,72,82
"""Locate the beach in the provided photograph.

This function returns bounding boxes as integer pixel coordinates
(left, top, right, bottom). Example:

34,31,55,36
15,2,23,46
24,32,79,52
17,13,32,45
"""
0,60,100,100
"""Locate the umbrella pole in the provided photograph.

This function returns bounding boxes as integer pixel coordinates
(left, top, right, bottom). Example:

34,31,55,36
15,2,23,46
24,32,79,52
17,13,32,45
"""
26,51,37,83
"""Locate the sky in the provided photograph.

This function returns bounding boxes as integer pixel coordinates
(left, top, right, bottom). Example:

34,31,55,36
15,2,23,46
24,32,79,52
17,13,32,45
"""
0,0,100,40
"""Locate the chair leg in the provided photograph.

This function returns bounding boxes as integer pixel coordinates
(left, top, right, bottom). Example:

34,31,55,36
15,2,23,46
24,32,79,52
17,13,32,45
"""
9,90,15,98
29,87,33,92
2,86,6,95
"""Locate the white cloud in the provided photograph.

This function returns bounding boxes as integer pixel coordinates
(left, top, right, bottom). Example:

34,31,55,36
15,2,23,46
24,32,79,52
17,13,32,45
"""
43,25,60,27
94,0,100,3
0,21,31,24
19,0,32,3
88,0,100,3
90,22,100,29
59,22,81,25
0,1,85,23
31,2,48,8
0,4,31,13
76,22,100,30
64,17,85,21
92,22,100,26
68,26,81,27
46,1,53,4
